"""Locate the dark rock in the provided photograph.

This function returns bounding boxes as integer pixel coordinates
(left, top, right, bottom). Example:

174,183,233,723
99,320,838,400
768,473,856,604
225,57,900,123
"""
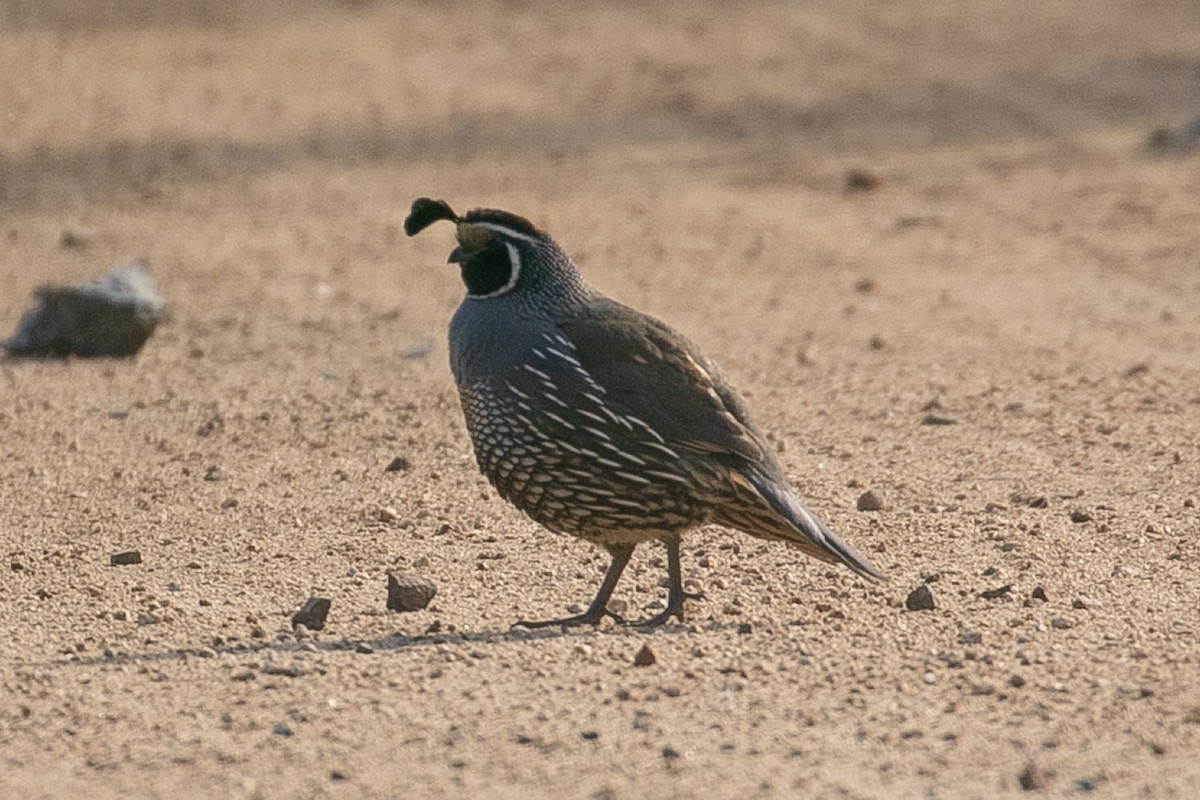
1031,586,1049,602
292,597,332,630
3,263,167,358
980,584,1013,600
109,550,142,566
386,572,437,612
633,643,657,666
385,456,411,473
856,490,885,511
905,585,937,611
1069,509,1092,523
736,622,753,635
1019,763,1047,791
921,413,959,426
1146,115,1200,151
844,168,881,193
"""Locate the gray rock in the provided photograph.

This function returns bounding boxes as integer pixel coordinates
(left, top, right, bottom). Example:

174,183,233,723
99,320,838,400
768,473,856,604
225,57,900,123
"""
3,262,167,358
386,571,437,612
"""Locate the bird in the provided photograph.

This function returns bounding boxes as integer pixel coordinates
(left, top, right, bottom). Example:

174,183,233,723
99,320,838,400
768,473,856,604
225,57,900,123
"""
404,197,883,628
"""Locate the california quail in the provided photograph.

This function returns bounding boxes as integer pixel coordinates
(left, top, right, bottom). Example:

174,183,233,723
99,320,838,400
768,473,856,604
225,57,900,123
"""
405,198,883,628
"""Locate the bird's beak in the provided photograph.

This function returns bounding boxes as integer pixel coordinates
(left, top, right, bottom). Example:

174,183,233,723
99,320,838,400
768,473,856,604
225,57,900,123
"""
447,247,464,264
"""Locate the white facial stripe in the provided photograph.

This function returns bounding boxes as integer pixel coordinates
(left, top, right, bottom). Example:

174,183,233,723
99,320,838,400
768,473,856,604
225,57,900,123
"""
470,241,523,300
475,222,541,246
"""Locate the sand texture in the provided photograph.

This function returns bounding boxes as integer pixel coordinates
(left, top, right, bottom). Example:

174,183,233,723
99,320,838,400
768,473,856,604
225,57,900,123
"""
2,2,1199,797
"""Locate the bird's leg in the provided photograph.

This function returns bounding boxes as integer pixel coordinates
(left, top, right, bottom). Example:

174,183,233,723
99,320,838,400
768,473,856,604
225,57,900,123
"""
514,543,635,629
637,534,705,627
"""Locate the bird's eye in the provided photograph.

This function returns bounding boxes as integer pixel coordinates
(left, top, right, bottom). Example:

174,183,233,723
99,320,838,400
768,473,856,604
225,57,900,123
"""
461,240,520,297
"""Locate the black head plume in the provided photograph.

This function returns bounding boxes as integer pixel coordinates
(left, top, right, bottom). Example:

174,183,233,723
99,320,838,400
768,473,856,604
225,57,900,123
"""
404,198,460,237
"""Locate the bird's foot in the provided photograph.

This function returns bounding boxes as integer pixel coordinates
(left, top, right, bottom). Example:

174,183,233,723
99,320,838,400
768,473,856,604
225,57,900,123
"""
512,606,626,630
630,589,706,628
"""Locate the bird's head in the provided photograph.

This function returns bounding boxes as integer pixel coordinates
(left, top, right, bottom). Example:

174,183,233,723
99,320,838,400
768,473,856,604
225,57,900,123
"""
405,197,580,302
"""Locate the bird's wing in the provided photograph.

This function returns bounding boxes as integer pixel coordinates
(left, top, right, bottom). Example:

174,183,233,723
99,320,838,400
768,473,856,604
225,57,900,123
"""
557,306,767,464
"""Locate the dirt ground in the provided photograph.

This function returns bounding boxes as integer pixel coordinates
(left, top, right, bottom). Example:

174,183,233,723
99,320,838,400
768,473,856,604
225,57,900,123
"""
2,1,1199,797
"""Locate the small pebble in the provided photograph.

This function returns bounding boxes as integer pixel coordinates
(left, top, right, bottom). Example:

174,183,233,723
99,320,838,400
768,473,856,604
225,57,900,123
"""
633,643,657,667
844,169,881,193
1019,763,1047,791
385,457,411,473
1069,509,1092,524
905,585,937,611
921,413,959,426
1031,586,1049,602
110,550,142,567
292,597,332,631
387,572,437,612
980,584,1013,600
958,631,982,645
856,490,885,512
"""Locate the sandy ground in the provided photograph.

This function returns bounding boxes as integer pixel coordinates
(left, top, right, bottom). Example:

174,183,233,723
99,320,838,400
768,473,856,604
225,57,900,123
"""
2,1,1200,797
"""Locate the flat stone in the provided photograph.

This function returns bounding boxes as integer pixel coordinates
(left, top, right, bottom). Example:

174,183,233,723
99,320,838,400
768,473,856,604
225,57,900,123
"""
3,263,167,358
110,550,143,566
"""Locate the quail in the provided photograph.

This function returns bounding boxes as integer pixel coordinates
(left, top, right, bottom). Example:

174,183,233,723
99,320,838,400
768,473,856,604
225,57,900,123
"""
405,198,883,628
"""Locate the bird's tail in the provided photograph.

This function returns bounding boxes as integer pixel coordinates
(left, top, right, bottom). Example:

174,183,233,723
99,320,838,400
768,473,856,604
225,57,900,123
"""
714,470,885,581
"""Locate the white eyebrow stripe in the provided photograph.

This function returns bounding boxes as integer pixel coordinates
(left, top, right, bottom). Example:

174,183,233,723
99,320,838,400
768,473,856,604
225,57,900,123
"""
475,221,541,245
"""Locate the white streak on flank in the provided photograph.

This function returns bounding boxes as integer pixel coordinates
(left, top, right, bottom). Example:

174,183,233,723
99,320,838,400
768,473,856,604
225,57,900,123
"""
599,441,647,465
540,380,559,392
643,441,681,460
582,425,612,442
522,363,552,381
566,467,594,479
505,381,530,400
470,242,523,299
574,366,606,391
543,410,576,430
553,439,581,453
595,457,623,469
645,469,689,485
576,408,608,426
624,414,666,443
542,391,568,408
531,348,546,360
516,400,531,412
609,494,649,506
545,346,581,367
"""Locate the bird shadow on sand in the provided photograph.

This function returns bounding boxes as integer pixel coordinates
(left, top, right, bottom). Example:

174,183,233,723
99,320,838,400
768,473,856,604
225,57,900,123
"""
9,617,738,672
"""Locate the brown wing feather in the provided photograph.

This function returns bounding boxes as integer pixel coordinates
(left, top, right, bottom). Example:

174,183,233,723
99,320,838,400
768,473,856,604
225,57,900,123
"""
558,302,767,464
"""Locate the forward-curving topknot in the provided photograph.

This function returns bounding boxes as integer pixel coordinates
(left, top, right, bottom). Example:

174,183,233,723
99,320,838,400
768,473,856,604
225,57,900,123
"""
404,198,460,237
